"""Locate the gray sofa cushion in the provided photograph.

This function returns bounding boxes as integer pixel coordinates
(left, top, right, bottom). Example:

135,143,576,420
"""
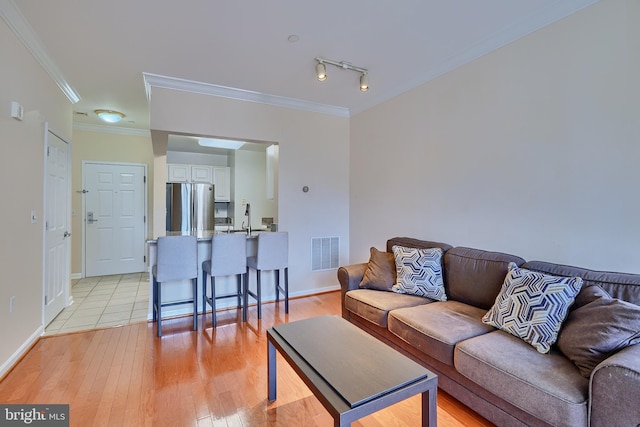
344,289,431,327
444,247,525,310
386,237,453,253
455,330,589,427
523,260,640,306
359,247,396,291
388,301,494,366
557,286,640,378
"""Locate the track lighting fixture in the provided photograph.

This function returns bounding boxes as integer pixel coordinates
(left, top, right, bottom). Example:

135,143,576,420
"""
316,61,327,81
315,57,369,91
360,73,369,92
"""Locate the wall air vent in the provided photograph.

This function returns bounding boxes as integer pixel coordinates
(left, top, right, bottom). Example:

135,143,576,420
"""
311,237,340,271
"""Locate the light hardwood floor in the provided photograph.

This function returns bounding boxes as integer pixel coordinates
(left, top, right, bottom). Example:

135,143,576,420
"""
1,291,493,426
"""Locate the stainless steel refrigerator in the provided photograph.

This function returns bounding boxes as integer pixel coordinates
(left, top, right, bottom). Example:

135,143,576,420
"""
166,183,215,232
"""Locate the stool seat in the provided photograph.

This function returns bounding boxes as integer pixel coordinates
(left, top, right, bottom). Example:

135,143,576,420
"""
152,235,198,337
246,232,289,319
202,233,247,327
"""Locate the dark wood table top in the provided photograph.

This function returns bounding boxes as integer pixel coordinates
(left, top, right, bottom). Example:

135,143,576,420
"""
271,315,432,408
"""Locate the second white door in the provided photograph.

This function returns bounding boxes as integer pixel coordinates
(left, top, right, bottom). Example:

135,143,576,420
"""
84,162,146,277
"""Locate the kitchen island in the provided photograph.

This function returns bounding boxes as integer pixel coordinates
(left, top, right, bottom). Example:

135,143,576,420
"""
146,229,273,322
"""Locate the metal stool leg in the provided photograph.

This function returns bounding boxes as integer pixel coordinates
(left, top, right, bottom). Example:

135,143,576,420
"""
257,269,262,319
192,278,198,331
284,267,289,314
243,270,249,322
157,281,162,337
152,277,158,322
211,276,217,327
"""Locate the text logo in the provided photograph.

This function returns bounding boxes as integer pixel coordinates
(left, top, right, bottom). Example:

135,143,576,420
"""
0,405,69,426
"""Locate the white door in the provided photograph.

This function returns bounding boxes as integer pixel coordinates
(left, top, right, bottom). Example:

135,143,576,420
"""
44,129,70,326
84,163,146,277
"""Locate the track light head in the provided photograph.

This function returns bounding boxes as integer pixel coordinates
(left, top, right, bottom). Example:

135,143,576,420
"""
315,57,369,91
360,73,369,92
316,62,327,81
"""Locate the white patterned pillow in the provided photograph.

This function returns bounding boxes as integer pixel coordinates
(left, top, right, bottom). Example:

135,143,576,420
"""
482,262,583,353
392,246,446,301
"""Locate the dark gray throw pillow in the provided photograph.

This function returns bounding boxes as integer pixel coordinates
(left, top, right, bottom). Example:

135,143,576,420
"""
557,285,640,378
358,247,396,291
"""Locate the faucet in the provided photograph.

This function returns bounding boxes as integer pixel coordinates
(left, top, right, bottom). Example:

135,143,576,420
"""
242,203,252,236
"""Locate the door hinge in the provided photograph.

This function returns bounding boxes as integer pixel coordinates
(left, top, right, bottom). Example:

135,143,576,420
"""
144,255,146,263
44,295,48,304
144,176,146,183
47,147,50,156
144,215,146,223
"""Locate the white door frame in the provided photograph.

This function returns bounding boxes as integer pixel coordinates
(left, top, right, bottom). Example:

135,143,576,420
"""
42,123,72,325
81,161,148,278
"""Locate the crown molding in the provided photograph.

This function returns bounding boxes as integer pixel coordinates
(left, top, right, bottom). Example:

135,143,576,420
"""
0,0,80,103
143,72,350,118
73,122,151,137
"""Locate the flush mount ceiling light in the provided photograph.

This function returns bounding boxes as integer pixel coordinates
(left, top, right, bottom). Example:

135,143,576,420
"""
315,57,369,91
198,138,245,150
95,109,125,123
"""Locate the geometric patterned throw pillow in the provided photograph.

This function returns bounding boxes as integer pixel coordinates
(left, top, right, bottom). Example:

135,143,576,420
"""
482,262,583,353
391,245,447,301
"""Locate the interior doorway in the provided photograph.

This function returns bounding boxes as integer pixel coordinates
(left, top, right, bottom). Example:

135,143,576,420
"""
83,162,147,277
43,126,71,326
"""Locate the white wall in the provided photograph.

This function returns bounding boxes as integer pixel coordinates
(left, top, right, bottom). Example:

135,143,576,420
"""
350,0,640,274
233,149,277,230
167,151,228,166
0,18,72,375
150,88,350,295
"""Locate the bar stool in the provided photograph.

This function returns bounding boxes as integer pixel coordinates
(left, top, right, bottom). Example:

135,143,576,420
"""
202,233,247,328
152,235,198,337
246,232,289,319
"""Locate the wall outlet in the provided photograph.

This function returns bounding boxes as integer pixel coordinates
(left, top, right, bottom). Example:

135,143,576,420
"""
9,296,15,313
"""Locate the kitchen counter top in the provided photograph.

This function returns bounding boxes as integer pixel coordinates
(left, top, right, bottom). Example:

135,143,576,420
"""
146,229,271,243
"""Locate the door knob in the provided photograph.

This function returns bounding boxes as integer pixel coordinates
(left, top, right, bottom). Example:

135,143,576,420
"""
64,231,71,238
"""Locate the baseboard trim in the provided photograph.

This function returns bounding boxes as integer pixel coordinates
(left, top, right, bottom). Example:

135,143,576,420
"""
0,326,44,380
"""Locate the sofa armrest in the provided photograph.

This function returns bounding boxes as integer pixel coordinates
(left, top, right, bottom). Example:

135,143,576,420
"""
338,263,367,293
589,344,640,427
338,263,367,319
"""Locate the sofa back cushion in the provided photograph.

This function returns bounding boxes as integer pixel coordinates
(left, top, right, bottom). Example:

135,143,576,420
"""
522,261,640,306
386,237,453,253
444,247,525,309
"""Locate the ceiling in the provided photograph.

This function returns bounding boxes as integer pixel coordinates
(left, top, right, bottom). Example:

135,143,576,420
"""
8,0,597,131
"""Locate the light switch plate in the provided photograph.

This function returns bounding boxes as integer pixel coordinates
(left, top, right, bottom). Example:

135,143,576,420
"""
11,101,24,121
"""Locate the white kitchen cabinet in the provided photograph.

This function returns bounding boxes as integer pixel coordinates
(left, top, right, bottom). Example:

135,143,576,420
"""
191,165,213,183
213,167,231,201
167,164,214,184
167,164,190,182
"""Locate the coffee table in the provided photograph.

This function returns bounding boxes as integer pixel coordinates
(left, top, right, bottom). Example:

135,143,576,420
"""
267,315,437,426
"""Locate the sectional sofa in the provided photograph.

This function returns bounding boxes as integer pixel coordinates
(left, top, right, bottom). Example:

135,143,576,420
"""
338,237,640,427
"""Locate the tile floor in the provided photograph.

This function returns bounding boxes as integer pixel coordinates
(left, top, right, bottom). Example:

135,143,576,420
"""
45,272,150,335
